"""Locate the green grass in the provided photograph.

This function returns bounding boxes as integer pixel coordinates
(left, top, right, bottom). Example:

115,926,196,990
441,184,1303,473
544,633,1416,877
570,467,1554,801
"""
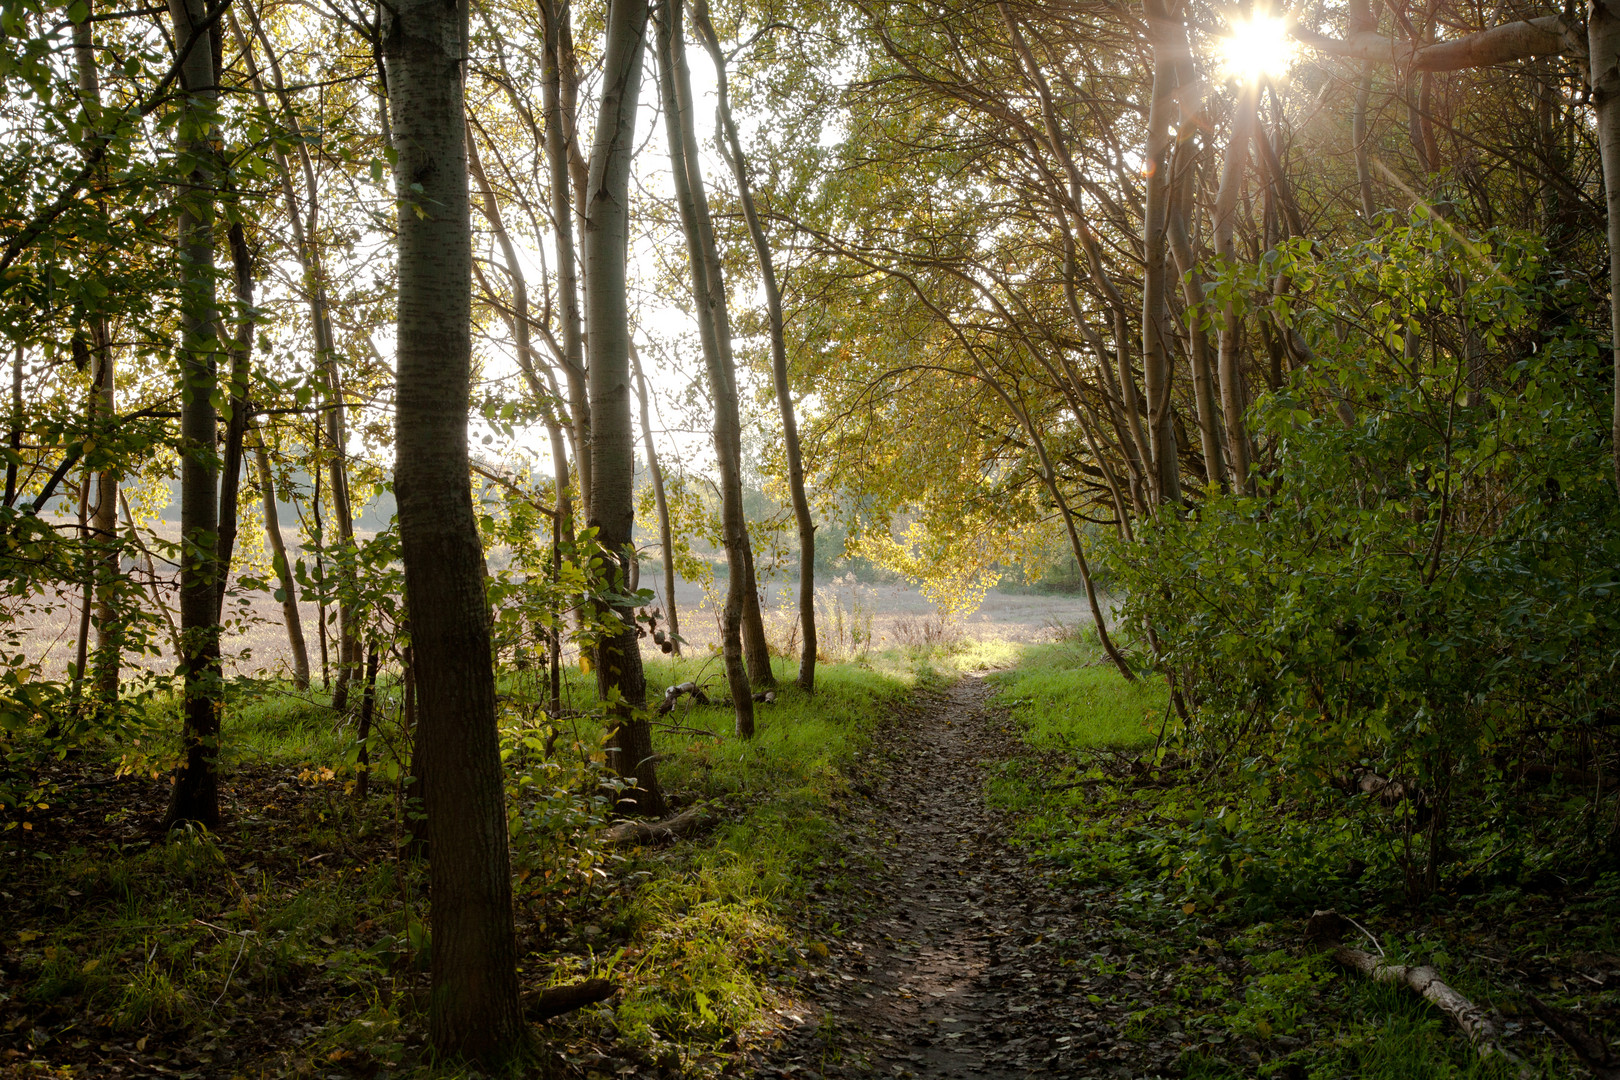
556,652,932,1048
0,648,952,1073
977,642,1594,1079
986,638,1170,751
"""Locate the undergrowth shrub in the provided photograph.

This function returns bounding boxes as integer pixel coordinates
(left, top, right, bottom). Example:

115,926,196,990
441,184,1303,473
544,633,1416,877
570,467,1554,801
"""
1109,219,1620,904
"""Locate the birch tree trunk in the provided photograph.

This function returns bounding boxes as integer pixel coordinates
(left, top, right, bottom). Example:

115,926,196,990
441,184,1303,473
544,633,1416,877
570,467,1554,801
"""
692,1,816,690
584,0,668,805
163,0,222,830
630,342,680,654
254,443,310,689
655,2,756,734
384,0,525,1057
540,0,591,524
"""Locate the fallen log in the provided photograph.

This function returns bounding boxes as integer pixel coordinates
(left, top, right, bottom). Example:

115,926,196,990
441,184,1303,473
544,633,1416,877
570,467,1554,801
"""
657,681,710,716
602,805,714,846
525,978,618,1021
1528,995,1620,1079
1331,946,1528,1074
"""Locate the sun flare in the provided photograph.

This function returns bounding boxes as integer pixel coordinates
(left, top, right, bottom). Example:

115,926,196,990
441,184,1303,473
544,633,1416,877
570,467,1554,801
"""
1217,14,1298,83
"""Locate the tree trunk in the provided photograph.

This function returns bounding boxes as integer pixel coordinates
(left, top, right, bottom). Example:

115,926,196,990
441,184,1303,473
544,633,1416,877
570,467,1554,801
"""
466,124,573,522
582,0,667,807
1139,0,1183,508
384,0,526,1059
1593,0,1620,493
237,0,360,708
355,638,379,799
215,223,256,622
654,1,755,733
1168,139,1229,492
1211,80,1259,495
692,1,814,689
163,0,221,831
540,0,591,525
629,342,680,655
74,6,121,707
255,443,310,689
738,532,774,686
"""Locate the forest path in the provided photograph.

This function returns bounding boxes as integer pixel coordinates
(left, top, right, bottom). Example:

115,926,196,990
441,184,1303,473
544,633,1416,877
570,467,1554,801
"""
745,675,1178,1080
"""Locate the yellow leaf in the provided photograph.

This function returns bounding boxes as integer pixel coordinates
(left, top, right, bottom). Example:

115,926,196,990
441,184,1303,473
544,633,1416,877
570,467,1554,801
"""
80,958,99,973
1182,903,1197,914
17,930,39,943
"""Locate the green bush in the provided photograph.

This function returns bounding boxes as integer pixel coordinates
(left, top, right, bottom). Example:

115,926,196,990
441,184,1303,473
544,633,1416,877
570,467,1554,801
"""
1108,219,1620,902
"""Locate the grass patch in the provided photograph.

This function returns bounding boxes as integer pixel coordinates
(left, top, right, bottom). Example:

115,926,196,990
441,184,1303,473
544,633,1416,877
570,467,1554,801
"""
980,644,1606,1077
987,639,1169,751
0,649,947,1077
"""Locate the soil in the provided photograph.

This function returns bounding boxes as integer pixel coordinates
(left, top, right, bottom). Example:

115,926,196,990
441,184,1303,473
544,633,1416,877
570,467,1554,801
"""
746,676,1183,1080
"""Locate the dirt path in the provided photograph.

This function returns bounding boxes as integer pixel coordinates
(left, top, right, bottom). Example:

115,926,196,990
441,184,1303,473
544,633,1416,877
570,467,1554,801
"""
747,676,1183,1080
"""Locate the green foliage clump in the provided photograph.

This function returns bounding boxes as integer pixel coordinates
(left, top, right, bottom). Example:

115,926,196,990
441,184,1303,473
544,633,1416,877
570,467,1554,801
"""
1108,220,1620,902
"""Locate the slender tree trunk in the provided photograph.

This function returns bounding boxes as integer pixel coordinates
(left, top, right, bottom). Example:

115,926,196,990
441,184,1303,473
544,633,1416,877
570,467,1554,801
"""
1167,138,1229,491
581,0,667,805
539,0,591,525
1592,0,1620,492
630,342,680,655
1139,0,1183,507
312,420,329,688
74,7,121,706
236,1,360,708
1211,81,1259,496
1354,63,1377,220
163,0,221,830
255,443,310,689
215,223,255,622
73,472,91,696
693,1,815,690
384,0,525,1059
654,1,755,731
5,345,19,507
466,125,573,522
355,638,378,799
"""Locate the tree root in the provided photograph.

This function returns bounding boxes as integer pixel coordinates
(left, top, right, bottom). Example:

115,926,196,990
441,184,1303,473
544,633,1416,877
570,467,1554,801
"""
525,978,618,1021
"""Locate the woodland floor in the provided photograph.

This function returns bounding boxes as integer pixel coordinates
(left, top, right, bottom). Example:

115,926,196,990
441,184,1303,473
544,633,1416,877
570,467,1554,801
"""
747,677,1183,1080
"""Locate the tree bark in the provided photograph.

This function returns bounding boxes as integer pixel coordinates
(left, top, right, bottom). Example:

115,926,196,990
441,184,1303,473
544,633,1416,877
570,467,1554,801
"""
1211,81,1259,495
1167,137,1228,491
539,0,591,525
5,345,19,507
584,0,667,807
254,443,310,689
74,6,121,707
692,1,816,690
236,1,360,708
1139,0,1184,507
629,342,680,655
1592,0,1620,492
215,223,256,623
163,0,222,831
384,0,526,1058
654,0,757,733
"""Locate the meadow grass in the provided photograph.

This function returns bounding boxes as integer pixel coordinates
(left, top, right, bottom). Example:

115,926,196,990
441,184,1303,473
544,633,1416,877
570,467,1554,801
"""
987,638,1169,751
